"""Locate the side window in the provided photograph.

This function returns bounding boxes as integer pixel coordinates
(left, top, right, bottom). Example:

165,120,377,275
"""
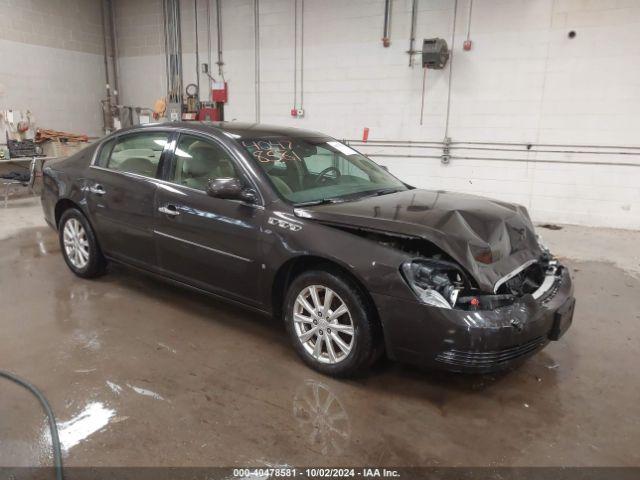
106,132,168,178
95,138,115,167
171,134,240,191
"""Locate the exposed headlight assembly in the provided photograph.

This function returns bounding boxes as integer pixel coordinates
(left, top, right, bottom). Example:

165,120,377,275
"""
401,259,467,309
536,234,550,255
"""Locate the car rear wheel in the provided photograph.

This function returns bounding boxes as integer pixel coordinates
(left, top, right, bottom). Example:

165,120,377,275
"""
59,208,106,278
284,269,380,377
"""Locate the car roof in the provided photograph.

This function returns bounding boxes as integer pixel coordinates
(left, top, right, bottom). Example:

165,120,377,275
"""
116,121,329,140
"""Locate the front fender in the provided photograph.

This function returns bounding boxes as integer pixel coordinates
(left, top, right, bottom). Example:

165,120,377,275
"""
260,210,416,309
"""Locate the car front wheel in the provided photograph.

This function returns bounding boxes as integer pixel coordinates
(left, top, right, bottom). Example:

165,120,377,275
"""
284,269,380,377
58,208,106,278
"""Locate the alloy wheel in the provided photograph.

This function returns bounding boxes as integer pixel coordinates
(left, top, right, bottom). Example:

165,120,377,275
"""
63,218,90,269
293,285,355,364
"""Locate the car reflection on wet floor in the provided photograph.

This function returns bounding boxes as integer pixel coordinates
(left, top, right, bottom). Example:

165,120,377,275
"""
293,380,351,456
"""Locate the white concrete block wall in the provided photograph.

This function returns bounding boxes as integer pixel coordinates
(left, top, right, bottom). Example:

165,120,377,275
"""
0,40,105,136
115,0,640,229
0,0,107,136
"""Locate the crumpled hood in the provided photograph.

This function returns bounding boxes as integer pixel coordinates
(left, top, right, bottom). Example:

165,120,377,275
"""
296,189,542,292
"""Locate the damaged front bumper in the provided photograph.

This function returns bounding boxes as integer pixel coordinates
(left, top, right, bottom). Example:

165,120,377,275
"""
372,264,575,373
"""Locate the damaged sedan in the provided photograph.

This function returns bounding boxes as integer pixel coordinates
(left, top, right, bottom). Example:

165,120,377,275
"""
41,122,575,377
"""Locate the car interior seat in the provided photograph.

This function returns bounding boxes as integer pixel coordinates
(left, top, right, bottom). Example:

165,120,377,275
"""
182,145,221,190
119,157,156,177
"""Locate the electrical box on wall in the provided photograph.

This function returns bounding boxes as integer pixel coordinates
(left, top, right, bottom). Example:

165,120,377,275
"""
422,38,450,69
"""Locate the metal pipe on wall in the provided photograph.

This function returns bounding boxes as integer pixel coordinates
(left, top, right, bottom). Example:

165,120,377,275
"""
195,0,200,96
382,0,392,47
347,138,640,150
346,139,640,167
163,0,183,103
348,142,640,157
408,0,418,66
207,0,212,89
175,0,184,101
254,0,260,122
443,0,458,139
216,0,224,78
162,0,170,97
100,0,113,131
359,153,640,168
300,0,304,110
465,0,473,42
293,0,297,109
108,0,120,105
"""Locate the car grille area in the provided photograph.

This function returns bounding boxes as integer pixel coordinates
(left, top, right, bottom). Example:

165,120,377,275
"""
435,336,547,369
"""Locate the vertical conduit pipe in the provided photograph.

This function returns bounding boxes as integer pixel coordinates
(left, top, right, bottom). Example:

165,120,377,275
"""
408,0,418,66
443,0,458,139
207,0,212,90
293,0,297,110
108,0,120,105
162,0,170,97
465,0,473,42
176,0,183,102
195,0,200,96
100,0,112,131
163,0,183,103
216,0,224,78
254,0,260,122
300,0,304,110
382,0,391,47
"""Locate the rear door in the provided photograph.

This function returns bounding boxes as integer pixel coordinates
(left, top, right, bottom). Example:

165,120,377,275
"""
86,130,171,269
154,132,264,305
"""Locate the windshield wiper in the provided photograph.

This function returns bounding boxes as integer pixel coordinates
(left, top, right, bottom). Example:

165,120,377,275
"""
293,189,401,207
348,188,401,200
374,188,401,196
293,198,341,207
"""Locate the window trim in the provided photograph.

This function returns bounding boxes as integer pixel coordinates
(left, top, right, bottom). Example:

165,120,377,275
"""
94,137,116,168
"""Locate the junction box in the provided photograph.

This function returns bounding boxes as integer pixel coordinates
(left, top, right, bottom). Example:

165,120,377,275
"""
422,38,450,69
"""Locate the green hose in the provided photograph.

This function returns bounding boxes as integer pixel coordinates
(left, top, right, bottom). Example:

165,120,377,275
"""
0,370,63,480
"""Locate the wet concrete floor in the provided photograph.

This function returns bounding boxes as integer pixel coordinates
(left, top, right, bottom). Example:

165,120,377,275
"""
1,226,639,467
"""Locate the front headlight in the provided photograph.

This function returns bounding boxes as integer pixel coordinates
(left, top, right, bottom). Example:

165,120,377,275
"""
401,259,467,309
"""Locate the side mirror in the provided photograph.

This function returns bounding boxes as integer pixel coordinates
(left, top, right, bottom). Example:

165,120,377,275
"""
206,178,258,204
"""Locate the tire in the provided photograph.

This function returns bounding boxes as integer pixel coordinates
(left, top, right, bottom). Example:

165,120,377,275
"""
58,208,107,278
284,269,381,377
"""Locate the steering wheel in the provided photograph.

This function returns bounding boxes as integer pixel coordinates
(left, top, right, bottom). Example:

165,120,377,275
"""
315,166,341,185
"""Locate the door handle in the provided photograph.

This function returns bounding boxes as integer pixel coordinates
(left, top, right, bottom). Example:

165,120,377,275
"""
158,204,180,216
88,184,106,196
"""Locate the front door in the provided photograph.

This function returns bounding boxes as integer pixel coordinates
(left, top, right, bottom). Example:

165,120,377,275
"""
154,133,263,305
86,130,171,268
